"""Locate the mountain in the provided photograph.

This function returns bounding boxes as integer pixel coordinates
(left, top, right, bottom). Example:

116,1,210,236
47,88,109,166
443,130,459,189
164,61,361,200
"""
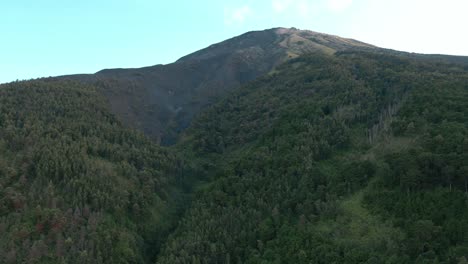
158,51,468,263
60,28,375,144
1,28,468,263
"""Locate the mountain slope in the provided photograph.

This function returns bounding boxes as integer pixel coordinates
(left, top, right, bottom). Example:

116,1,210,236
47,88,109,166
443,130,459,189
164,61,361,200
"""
0,80,186,263
61,28,375,144
156,51,468,263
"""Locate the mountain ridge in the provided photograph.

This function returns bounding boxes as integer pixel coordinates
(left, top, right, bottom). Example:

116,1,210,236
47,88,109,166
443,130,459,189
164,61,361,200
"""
54,27,468,145
57,27,377,144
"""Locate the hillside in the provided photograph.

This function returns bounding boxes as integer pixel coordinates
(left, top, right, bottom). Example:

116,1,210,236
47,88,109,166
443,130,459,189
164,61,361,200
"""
157,51,468,263
60,28,375,144
0,80,187,263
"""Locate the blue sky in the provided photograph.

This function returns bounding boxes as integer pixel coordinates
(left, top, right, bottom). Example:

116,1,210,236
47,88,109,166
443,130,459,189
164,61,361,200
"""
1,0,467,83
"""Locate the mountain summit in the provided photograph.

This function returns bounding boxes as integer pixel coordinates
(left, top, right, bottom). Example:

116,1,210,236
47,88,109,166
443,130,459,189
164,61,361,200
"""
177,27,373,62
62,28,374,144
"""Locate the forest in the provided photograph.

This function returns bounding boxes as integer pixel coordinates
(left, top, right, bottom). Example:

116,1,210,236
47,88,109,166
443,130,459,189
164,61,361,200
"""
0,80,189,263
0,50,467,263
158,52,468,263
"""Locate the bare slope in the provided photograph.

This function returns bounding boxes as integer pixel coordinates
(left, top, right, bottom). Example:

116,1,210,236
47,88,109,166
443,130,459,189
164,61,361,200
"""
60,28,374,144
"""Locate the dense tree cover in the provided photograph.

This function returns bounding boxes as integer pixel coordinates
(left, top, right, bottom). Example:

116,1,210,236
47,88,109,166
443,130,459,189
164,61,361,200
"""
363,69,468,262
156,52,468,263
0,80,186,263
1,51,467,264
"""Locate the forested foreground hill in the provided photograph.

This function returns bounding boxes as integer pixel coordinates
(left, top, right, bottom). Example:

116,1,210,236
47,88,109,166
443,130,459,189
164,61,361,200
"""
1,50,468,263
157,51,468,263
0,80,189,263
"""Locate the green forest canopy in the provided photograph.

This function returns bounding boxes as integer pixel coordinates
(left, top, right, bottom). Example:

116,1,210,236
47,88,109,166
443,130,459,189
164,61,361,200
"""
0,50,467,263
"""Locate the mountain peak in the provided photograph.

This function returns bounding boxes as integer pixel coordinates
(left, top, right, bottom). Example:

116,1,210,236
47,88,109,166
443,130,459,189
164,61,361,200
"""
177,27,374,63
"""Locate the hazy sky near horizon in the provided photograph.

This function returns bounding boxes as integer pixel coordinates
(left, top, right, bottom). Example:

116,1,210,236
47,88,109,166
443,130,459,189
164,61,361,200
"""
1,0,467,83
